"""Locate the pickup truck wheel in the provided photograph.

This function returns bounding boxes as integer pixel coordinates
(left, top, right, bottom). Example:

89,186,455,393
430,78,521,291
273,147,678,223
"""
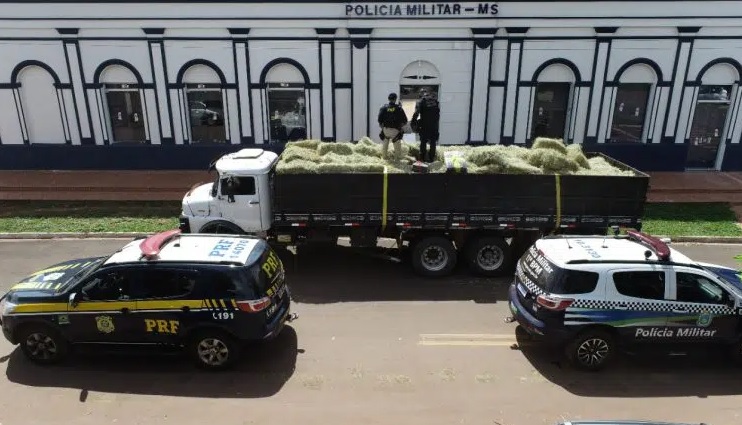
466,236,512,277
17,324,69,365
199,221,244,235
565,329,615,371
411,236,457,277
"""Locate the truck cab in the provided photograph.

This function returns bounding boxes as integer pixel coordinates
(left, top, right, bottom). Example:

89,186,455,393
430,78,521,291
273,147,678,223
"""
180,148,277,235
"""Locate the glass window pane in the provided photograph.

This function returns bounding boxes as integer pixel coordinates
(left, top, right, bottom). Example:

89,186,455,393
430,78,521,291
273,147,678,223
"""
698,85,732,102
187,90,226,143
613,271,666,300
609,83,650,143
105,89,145,143
530,82,570,139
267,85,307,142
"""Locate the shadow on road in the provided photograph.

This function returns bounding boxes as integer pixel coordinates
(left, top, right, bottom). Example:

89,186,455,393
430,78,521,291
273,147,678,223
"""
5,326,300,398
513,327,742,397
280,245,509,304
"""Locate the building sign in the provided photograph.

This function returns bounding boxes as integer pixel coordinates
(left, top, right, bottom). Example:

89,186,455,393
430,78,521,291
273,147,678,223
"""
344,2,499,18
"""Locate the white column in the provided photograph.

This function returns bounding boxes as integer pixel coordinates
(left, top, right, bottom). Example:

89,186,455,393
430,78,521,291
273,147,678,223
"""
584,39,611,144
469,32,494,143
234,40,254,144
63,41,94,144
349,29,371,140
663,39,694,144
148,40,173,144
501,39,523,144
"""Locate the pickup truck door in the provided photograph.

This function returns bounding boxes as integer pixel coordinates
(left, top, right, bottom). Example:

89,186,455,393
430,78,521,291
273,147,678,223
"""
665,266,738,343
217,175,262,232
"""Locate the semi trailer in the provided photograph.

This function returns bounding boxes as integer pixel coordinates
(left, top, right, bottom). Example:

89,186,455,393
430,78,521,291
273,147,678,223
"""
179,147,649,278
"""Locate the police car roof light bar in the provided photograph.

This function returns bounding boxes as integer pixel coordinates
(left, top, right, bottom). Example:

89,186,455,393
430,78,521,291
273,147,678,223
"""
140,229,182,258
626,230,671,261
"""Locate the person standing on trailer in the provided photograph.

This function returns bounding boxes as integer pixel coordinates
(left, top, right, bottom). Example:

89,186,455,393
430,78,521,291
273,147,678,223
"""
411,89,441,163
377,92,408,160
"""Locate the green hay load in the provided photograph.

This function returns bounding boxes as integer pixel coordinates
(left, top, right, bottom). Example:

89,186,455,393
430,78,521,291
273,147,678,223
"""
275,138,635,176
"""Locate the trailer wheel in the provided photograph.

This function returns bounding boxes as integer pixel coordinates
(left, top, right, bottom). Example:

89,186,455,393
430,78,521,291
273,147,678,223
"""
411,236,457,277
199,220,245,235
465,236,512,277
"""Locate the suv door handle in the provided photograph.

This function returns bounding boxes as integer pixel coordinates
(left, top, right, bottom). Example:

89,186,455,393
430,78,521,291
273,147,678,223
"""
672,309,688,313
248,200,259,205
181,306,190,313
121,307,130,314
616,304,628,310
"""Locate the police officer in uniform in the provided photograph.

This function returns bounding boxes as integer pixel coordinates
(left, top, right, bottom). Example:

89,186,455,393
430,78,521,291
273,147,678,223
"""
411,89,441,163
377,92,408,160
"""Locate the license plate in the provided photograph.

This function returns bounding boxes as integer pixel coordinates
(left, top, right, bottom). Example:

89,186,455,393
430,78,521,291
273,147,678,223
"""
276,284,286,299
517,282,528,298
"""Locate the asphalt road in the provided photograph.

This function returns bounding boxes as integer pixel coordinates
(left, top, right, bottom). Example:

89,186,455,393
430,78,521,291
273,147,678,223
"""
0,240,742,425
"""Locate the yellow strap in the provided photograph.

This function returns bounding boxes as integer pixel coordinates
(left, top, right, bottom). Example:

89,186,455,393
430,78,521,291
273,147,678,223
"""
382,166,389,230
554,173,562,233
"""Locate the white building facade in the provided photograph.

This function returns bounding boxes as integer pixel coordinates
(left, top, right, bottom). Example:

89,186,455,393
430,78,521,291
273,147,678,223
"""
1,0,741,171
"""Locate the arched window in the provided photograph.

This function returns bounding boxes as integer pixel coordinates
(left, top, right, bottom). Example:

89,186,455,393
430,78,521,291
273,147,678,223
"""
264,61,307,142
686,60,741,169
609,62,660,143
97,62,147,143
178,61,227,143
530,61,578,140
14,64,66,144
399,60,441,119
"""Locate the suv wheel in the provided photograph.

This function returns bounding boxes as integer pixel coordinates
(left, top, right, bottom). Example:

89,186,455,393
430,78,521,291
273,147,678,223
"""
187,330,240,371
17,324,69,365
565,329,615,371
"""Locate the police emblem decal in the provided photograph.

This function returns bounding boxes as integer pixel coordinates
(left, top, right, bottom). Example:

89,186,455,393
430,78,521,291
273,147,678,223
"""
95,315,115,333
697,312,713,327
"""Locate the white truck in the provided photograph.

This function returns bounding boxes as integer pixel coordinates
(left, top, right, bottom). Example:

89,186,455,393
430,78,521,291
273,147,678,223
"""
179,148,648,278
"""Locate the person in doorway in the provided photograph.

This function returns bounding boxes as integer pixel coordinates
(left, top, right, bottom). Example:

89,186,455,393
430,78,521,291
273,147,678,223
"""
411,89,441,163
377,92,408,160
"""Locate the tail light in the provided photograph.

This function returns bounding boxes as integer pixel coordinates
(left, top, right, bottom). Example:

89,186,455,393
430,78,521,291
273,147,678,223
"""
236,297,272,313
536,294,573,311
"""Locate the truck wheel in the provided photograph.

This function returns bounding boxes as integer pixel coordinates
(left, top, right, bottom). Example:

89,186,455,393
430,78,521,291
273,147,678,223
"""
465,236,512,277
17,324,69,365
187,329,241,371
565,329,615,372
411,236,457,277
199,221,244,235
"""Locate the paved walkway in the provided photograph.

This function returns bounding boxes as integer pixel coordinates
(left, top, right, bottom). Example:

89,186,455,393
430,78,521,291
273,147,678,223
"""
2,170,742,203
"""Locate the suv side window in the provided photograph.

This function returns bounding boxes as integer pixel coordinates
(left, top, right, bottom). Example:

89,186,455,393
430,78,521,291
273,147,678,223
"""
676,272,730,304
554,270,600,294
613,271,666,300
198,269,242,298
130,269,197,300
221,176,256,196
80,270,132,301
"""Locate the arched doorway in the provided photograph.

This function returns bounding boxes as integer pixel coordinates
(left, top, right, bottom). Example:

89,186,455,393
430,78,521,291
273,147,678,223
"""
686,60,741,169
96,62,147,143
178,61,228,143
399,60,441,120
14,64,66,143
529,60,578,141
263,61,308,142
609,60,661,143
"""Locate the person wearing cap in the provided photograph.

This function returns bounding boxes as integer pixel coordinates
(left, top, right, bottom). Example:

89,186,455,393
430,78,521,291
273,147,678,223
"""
377,92,408,160
411,89,440,163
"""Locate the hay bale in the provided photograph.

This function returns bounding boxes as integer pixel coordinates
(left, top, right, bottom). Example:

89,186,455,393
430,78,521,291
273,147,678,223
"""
353,142,383,158
275,159,318,174
281,146,320,163
527,148,580,174
358,136,377,147
566,144,590,169
287,140,321,150
467,147,509,167
575,157,635,176
318,142,354,156
532,137,568,155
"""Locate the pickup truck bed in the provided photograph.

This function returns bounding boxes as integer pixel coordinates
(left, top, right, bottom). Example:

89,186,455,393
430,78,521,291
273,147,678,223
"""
271,153,649,232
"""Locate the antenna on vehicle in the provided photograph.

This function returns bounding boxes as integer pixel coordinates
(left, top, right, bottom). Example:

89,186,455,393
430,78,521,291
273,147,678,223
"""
565,238,572,249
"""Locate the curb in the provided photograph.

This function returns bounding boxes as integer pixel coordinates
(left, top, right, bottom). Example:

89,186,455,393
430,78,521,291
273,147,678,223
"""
0,233,742,244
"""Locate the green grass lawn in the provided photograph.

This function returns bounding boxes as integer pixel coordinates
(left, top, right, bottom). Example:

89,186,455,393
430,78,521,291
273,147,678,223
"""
0,201,740,237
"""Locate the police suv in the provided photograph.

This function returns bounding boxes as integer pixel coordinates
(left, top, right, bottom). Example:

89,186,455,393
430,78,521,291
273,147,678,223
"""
0,230,295,370
508,230,742,371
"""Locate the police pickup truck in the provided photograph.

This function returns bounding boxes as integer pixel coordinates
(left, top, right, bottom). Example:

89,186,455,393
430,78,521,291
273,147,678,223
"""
507,229,742,371
0,230,295,370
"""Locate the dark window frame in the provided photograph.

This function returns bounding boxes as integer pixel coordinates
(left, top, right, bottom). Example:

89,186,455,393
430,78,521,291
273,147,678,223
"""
266,82,307,142
675,271,731,305
608,82,652,143
220,176,256,196
529,81,572,140
184,83,227,144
